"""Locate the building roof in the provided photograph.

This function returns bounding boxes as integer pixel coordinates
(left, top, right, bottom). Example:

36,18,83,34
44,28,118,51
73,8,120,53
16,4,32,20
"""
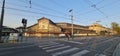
38,17,57,25
2,26,19,33
27,17,62,29
56,22,88,28
16,26,24,29
27,23,38,28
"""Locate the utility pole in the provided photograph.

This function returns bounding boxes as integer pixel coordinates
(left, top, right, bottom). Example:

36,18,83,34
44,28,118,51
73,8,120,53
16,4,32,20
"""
0,0,5,42
69,9,74,40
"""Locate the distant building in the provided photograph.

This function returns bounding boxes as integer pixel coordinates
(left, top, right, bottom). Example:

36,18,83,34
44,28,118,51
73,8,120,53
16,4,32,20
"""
26,17,97,37
16,26,24,33
2,26,18,36
89,23,113,35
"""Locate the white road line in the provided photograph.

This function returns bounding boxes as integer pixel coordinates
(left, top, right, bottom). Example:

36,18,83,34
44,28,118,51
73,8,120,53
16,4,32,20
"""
42,44,65,49
95,54,106,56
71,50,90,56
98,54,106,56
39,43,59,47
52,47,79,56
38,41,56,45
67,41,83,44
46,46,71,52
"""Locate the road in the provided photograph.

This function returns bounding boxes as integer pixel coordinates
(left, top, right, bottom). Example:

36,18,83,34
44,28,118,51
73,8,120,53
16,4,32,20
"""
0,36,120,56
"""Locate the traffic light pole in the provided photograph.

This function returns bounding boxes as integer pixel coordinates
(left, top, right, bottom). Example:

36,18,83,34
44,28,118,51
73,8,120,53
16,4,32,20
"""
21,18,27,42
0,0,5,42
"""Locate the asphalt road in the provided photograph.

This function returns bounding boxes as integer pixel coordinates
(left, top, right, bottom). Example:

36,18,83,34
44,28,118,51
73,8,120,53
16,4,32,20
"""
0,36,120,56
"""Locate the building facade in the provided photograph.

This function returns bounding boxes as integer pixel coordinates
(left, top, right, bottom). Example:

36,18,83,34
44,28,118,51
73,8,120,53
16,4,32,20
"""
2,26,18,36
89,23,113,35
26,17,62,37
56,22,96,36
26,17,97,37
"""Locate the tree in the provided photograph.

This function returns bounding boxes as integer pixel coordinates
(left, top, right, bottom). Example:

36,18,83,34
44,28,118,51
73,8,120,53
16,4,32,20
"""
111,22,120,35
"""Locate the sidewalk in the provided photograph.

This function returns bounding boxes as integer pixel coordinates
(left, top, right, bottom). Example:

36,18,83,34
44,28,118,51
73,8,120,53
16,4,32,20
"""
113,43,120,56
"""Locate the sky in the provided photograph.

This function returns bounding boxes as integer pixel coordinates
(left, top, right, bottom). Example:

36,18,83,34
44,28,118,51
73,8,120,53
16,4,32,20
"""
0,0,120,28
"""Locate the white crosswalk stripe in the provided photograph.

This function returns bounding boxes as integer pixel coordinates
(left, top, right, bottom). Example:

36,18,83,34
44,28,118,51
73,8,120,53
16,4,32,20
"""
38,41,57,45
39,43,59,47
42,44,65,49
95,54,106,56
65,41,83,44
98,54,106,56
71,50,90,56
52,47,79,56
46,46,71,52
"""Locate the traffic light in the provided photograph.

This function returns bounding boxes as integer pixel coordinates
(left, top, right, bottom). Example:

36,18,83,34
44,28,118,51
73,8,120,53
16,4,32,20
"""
22,18,27,24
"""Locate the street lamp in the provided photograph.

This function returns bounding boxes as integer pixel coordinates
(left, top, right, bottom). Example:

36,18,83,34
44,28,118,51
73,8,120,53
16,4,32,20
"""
0,0,5,42
69,9,74,40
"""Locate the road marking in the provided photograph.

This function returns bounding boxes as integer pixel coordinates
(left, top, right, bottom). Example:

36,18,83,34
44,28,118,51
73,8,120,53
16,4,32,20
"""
71,50,90,56
39,43,59,47
95,54,106,56
52,47,79,56
38,41,56,45
46,46,71,52
66,41,83,44
42,44,65,49
98,54,106,56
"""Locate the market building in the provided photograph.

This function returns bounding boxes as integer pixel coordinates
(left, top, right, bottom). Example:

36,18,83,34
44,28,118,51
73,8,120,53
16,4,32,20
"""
89,23,113,35
26,17,97,37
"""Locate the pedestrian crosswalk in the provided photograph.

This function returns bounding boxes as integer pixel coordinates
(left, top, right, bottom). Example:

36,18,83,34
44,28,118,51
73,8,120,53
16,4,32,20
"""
39,43,59,47
71,50,90,56
46,46,71,52
52,47,79,56
42,44,64,49
63,40,83,44
38,41,106,56
95,54,106,56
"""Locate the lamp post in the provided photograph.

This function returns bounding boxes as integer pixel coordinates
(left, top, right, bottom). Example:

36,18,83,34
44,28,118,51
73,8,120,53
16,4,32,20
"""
0,0,5,42
69,9,74,40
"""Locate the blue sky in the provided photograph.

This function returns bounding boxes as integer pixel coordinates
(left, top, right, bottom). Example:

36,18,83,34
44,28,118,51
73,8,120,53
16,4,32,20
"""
0,0,120,28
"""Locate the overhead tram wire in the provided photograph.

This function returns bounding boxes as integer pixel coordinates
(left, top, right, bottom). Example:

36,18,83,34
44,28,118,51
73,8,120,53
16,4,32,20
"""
7,0,84,24
6,11,86,24
48,0,90,24
95,0,105,5
77,0,116,16
49,0,70,9
6,12,41,18
33,3,69,16
18,0,88,24
76,0,105,16
17,0,69,16
16,0,105,24
77,0,120,16
83,0,108,18
4,7,70,20
49,0,86,23
16,0,120,23
3,8,85,24
5,2,53,13
49,0,83,21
